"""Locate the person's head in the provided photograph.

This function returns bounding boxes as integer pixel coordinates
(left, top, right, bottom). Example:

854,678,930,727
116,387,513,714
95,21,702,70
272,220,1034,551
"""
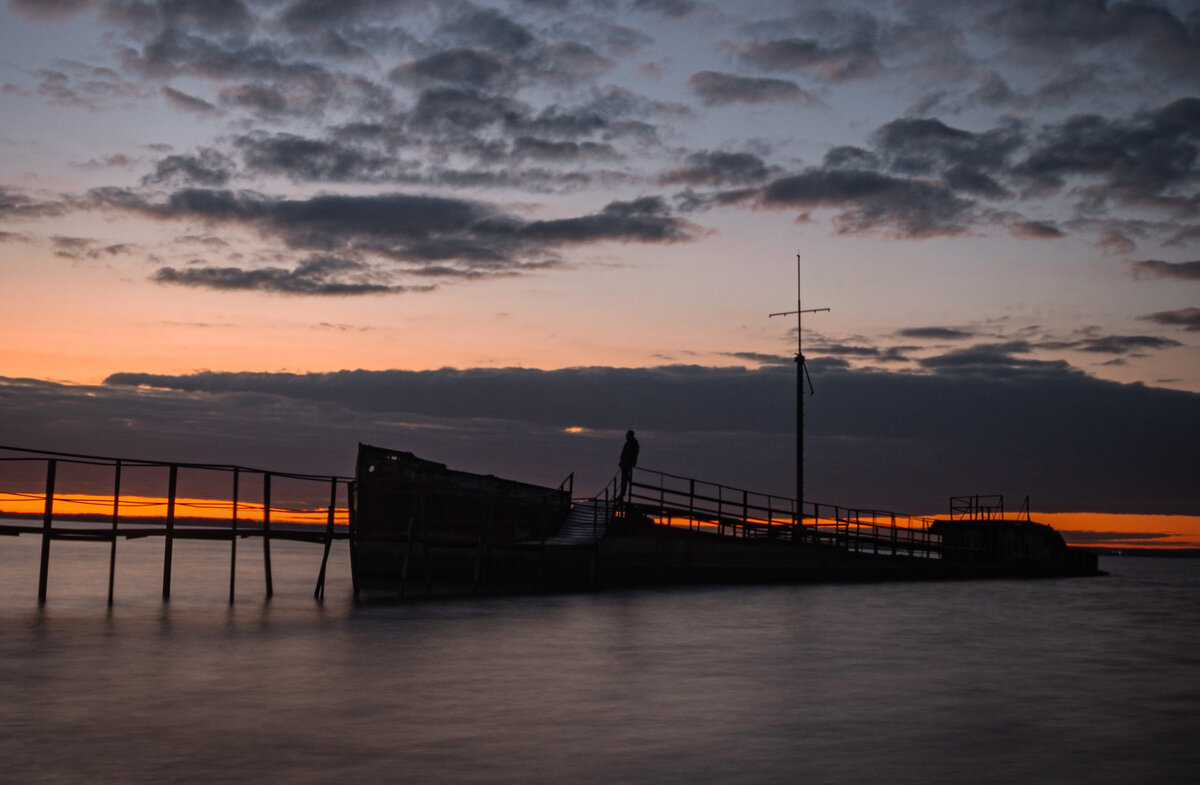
626,430,635,440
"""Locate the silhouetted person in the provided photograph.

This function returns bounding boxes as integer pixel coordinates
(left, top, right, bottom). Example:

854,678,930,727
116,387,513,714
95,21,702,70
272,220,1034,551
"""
618,430,639,502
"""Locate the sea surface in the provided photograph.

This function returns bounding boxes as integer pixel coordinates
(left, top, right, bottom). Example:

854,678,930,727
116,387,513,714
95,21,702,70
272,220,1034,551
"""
1,531,1197,784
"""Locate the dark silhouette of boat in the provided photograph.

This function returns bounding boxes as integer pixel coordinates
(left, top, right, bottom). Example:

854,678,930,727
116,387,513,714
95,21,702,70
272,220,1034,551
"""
349,443,1103,599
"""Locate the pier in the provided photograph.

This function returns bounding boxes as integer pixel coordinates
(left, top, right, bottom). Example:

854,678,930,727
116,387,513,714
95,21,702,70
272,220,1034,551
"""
2,444,1096,603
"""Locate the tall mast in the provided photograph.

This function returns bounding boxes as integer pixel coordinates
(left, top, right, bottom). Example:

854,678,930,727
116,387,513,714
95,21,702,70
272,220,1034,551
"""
769,254,829,514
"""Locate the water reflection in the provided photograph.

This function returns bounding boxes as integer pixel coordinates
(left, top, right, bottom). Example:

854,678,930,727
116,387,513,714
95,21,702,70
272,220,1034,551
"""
2,540,1198,784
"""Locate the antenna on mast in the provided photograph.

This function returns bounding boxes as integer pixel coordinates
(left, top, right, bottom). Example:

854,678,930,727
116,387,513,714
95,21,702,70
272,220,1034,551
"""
769,253,829,514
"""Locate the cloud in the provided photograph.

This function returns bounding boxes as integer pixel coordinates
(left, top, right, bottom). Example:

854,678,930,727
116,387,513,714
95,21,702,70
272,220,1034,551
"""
1073,335,1182,354
1139,308,1200,332
0,187,68,220
86,187,699,288
441,7,537,52
233,132,401,183
660,150,775,186
1133,259,1200,280
142,148,235,187
896,327,975,341
151,256,432,295
3,360,1193,514
1005,219,1064,239
984,0,1200,77
160,85,219,114
872,117,1018,185
389,48,518,91
1014,98,1200,209
687,71,819,106
758,168,976,238
7,0,93,21
632,0,699,19
738,35,881,83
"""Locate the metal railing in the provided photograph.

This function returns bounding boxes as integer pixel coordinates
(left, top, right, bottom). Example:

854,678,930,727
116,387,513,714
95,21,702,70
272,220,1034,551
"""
621,467,942,558
0,444,351,604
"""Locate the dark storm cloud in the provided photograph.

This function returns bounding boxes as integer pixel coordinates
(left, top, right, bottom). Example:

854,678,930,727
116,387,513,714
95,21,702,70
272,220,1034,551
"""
758,169,976,238
1133,259,1200,280
1139,308,1200,332
6,360,1192,513
687,71,818,106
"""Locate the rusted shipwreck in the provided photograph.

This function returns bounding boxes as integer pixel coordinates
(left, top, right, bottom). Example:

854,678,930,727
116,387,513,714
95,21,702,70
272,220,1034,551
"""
349,443,1102,599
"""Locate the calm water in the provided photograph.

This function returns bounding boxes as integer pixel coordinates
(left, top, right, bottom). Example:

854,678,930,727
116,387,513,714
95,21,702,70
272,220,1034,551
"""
1,533,1197,784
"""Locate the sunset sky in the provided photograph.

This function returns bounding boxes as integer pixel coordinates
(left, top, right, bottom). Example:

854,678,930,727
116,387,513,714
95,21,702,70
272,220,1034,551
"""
1,0,1197,546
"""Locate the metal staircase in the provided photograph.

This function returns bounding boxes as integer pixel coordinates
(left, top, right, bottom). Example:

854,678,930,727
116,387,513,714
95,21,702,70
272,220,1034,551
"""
542,498,614,544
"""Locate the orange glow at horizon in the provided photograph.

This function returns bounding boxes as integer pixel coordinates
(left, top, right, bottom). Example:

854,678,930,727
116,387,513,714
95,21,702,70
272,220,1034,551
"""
3,491,1198,547
1029,512,1200,549
0,492,347,527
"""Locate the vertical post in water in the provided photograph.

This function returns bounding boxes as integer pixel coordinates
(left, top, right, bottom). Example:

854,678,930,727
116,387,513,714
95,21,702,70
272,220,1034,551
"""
315,476,337,600
229,467,239,604
107,460,122,606
262,472,273,599
37,459,57,604
162,464,177,600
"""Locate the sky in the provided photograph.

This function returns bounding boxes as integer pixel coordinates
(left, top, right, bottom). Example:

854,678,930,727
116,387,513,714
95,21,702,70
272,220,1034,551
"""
1,0,1198,544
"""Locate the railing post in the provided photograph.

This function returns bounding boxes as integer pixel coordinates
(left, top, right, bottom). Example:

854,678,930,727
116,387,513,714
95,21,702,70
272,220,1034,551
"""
262,472,273,599
107,460,121,606
37,459,56,604
162,464,177,600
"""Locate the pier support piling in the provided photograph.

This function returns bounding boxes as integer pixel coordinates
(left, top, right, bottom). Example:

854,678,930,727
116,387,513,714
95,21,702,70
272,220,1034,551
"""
37,459,56,604
315,477,337,600
229,468,239,604
162,464,177,600
262,472,273,599
107,460,121,606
